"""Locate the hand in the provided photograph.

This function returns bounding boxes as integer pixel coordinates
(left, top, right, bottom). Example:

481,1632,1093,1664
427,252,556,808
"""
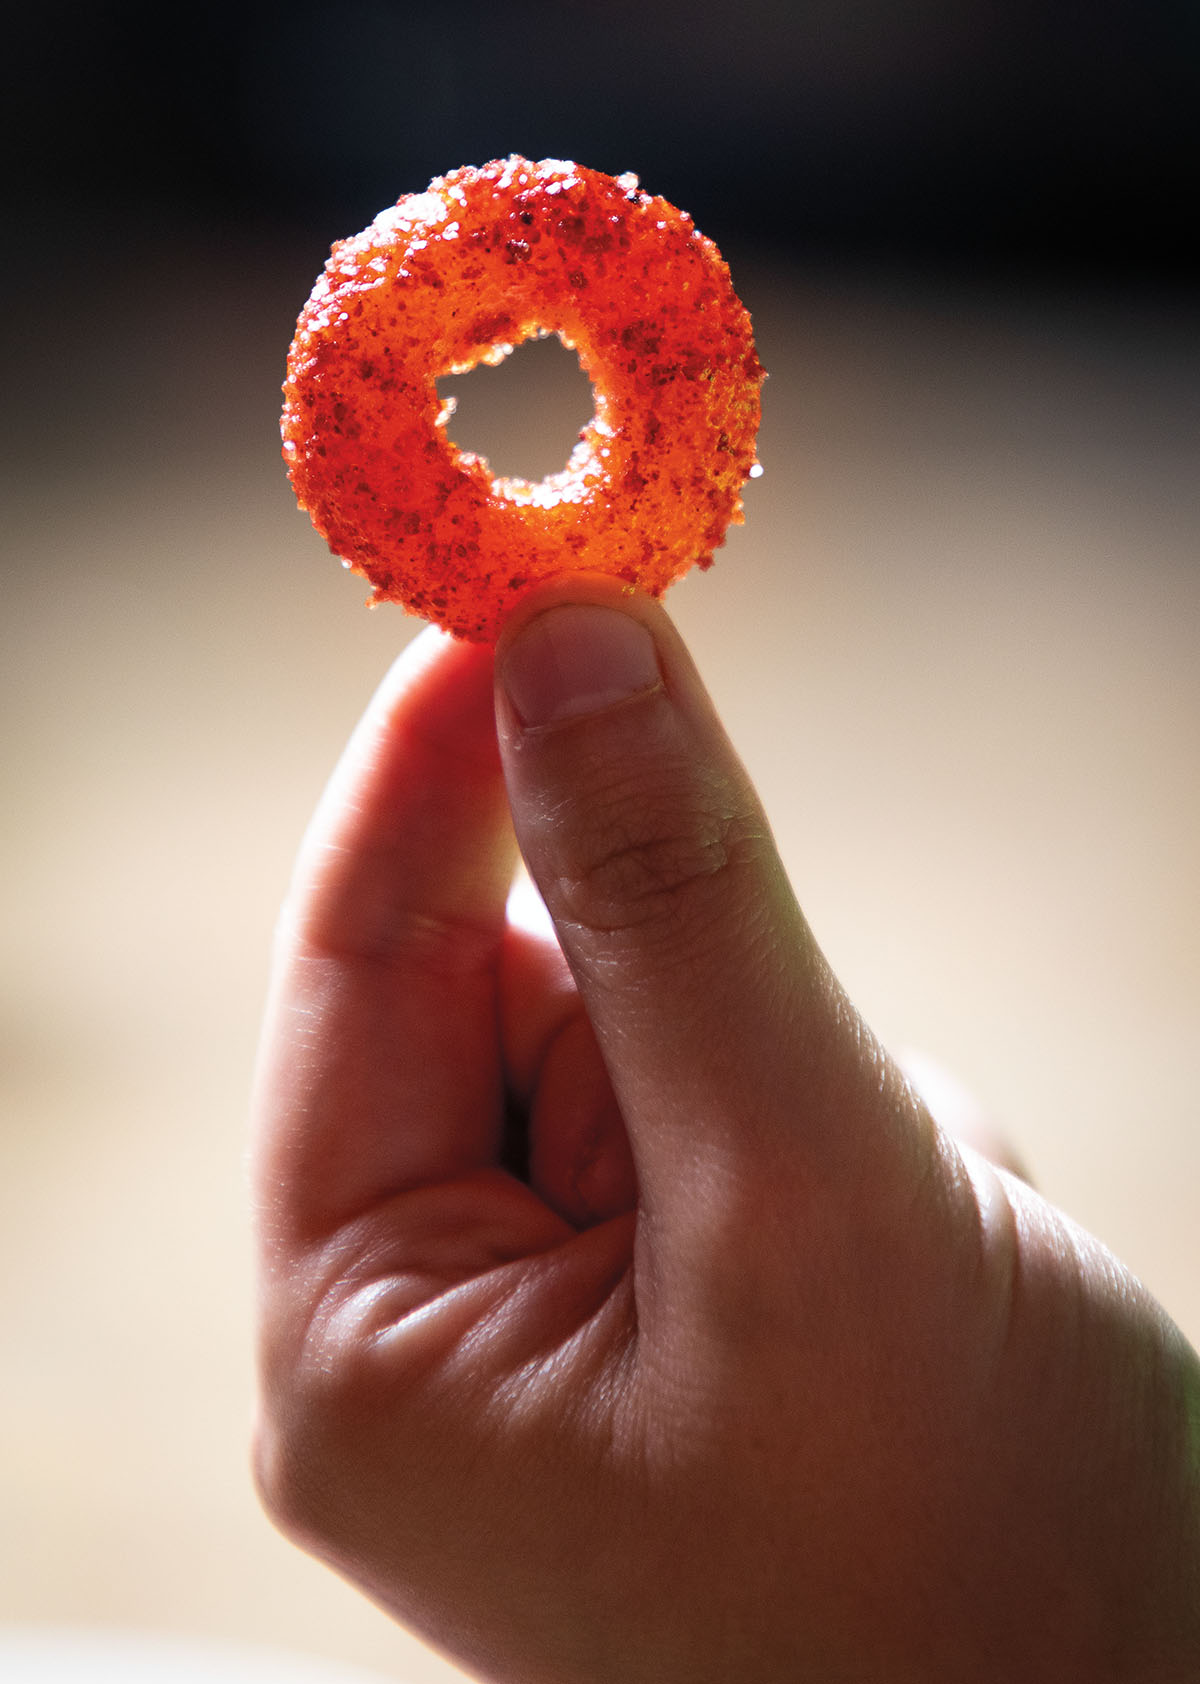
252,578,1200,1684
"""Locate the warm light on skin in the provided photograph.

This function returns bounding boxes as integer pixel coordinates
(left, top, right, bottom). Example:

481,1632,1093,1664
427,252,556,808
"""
506,863,556,942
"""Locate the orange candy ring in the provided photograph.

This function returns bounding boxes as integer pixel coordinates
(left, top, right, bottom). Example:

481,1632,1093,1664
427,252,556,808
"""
282,157,764,641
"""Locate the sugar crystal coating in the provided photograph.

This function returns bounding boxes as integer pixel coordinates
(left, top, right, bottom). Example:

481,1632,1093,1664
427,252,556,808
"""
282,157,764,641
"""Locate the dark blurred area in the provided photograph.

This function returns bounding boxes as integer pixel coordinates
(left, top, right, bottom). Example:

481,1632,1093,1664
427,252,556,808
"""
5,0,1198,278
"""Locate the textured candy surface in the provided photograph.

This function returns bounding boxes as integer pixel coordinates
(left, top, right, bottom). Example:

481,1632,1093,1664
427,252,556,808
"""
282,157,764,641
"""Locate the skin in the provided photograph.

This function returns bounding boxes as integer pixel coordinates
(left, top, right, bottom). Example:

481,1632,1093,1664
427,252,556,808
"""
252,576,1200,1683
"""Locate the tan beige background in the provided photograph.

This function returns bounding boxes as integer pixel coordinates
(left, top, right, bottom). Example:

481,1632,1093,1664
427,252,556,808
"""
1,238,1197,1679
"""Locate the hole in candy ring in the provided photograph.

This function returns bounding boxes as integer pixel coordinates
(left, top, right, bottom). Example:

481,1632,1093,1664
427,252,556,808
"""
436,332,596,486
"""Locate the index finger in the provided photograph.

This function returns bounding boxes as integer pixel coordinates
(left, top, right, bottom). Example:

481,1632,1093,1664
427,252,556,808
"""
252,628,517,1259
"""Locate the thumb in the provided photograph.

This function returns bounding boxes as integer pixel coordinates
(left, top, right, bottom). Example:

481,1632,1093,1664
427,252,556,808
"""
494,579,894,1227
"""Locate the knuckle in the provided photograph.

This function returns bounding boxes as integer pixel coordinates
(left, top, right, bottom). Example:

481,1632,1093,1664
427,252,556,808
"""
294,892,501,981
551,766,763,945
252,1396,331,1547
252,1411,304,1538
252,1279,373,1547
253,1332,381,1553
574,825,726,924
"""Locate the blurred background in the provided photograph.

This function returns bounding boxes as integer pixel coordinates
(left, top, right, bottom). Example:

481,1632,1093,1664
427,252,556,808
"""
2,3,1197,1680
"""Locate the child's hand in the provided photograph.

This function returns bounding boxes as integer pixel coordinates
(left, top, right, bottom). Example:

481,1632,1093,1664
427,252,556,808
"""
253,579,1200,1684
